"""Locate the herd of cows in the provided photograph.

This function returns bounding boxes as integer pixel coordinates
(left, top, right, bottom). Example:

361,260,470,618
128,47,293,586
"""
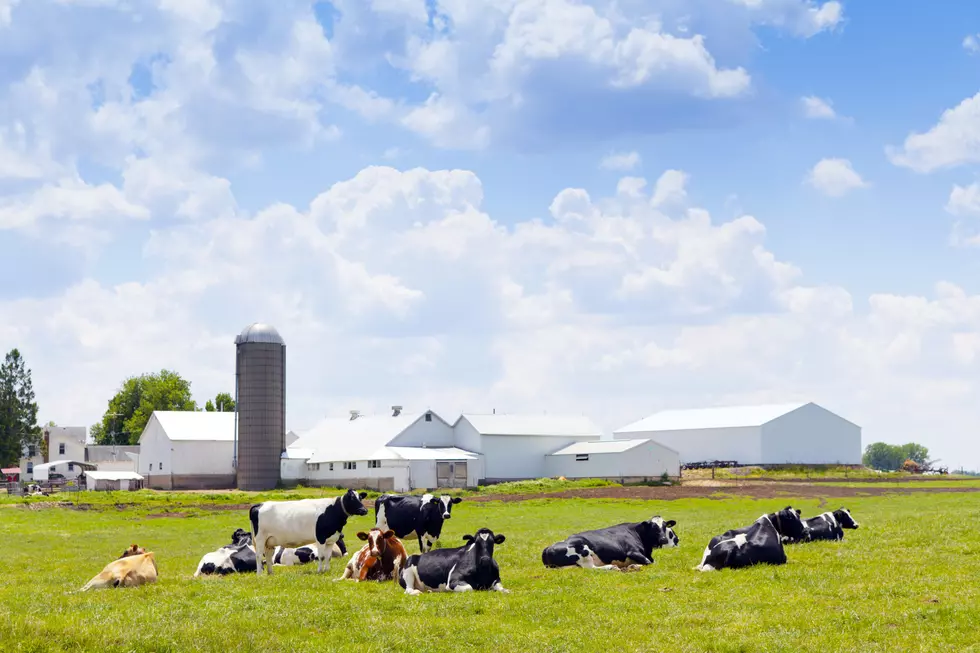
78,488,861,594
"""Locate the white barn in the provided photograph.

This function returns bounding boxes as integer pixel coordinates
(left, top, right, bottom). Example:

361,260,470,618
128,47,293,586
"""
138,411,236,489
545,439,681,481
452,414,603,482
614,402,862,466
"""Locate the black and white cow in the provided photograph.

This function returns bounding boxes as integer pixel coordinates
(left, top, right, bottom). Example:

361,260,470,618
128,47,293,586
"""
398,527,509,595
695,506,808,572
275,534,348,566
374,493,462,552
194,528,257,577
541,516,678,570
795,508,859,542
250,488,368,575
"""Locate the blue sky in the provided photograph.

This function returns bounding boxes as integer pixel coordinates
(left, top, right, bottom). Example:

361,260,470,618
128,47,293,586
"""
2,0,980,470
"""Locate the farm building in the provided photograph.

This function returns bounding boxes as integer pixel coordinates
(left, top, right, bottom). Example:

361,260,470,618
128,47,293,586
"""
20,425,87,481
613,401,862,466
545,439,681,481
452,414,603,482
283,409,483,491
137,411,236,489
83,471,144,491
31,459,95,481
85,445,139,473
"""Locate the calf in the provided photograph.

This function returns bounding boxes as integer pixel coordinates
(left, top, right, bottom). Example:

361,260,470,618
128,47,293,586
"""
797,508,859,542
399,527,509,595
337,528,408,582
194,529,257,577
80,544,158,591
250,488,368,575
274,535,347,566
696,506,808,572
375,493,462,552
541,516,677,571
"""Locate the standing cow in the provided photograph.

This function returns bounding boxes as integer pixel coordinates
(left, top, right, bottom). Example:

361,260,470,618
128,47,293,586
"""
398,527,509,595
374,493,462,552
336,528,408,582
249,488,368,575
541,516,678,570
696,505,808,572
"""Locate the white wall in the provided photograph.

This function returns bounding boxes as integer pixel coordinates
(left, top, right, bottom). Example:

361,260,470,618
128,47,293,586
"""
407,456,484,489
137,417,173,477
480,435,598,480
305,459,411,491
452,419,483,453
20,426,87,481
545,442,680,478
762,403,862,464
618,426,762,465
172,440,234,475
281,458,307,482
94,459,137,473
389,414,455,448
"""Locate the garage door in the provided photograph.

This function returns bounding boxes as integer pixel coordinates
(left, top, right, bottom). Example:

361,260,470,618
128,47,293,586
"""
436,461,468,488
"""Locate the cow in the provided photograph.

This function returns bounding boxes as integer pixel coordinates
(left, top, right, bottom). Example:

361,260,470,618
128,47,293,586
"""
79,544,158,591
336,528,408,582
541,516,678,571
274,537,347,566
796,508,860,542
374,493,462,552
696,506,808,572
250,488,368,575
398,527,509,595
195,530,348,576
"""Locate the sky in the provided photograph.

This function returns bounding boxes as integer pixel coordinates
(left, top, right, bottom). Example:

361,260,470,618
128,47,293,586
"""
2,0,980,469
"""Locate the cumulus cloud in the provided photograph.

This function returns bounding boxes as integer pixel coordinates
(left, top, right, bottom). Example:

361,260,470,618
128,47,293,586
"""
946,182,980,247
964,34,980,54
730,0,844,38
600,151,641,171
887,92,980,173
801,95,837,119
806,157,869,197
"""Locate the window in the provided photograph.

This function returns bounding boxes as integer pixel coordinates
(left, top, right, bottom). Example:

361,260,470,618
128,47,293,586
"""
343,461,356,470
27,462,33,473
68,463,74,471
50,465,56,472
149,464,153,471
27,445,36,457
310,463,320,471
59,443,65,455
368,460,381,469
575,454,589,462
328,463,334,471
424,413,432,422
159,462,163,471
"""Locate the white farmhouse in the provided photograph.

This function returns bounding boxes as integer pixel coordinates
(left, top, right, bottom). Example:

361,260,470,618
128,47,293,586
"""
613,402,862,466
20,425,87,482
138,411,236,489
545,439,681,481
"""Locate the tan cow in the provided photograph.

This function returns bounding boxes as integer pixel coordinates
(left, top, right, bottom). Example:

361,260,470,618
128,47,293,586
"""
79,544,158,591
336,529,407,582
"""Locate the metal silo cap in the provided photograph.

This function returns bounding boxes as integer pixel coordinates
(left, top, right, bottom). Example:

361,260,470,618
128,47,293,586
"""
235,323,286,345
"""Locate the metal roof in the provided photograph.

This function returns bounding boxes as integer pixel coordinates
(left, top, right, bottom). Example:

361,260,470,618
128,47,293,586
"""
84,471,144,481
387,447,480,461
296,412,442,464
151,411,236,441
235,322,285,345
457,414,604,438
33,459,96,471
549,439,655,455
615,402,811,433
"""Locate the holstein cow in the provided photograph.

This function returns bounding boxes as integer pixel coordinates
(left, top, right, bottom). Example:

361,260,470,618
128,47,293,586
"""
274,536,347,566
541,516,678,571
797,508,860,542
79,544,158,591
250,488,368,575
337,528,408,582
195,530,348,576
696,506,808,572
374,493,462,552
398,527,509,595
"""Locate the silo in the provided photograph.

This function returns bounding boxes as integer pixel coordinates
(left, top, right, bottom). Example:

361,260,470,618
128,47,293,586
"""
234,323,286,491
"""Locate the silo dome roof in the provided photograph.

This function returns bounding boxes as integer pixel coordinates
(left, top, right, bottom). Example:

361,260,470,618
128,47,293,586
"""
235,322,285,345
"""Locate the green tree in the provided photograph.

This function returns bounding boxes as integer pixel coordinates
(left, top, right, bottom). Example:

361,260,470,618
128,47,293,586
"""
862,441,930,471
204,392,235,412
898,443,930,465
90,370,197,445
0,349,42,467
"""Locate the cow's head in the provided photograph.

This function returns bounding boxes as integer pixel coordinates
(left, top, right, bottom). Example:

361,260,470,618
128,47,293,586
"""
665,525,680,548
439,495,463,520
833,507,859,529
341,489,370,516
462,528,505,565
772,506,808,541
637,516,677,549
120,544,145,558
230,528,253,547
358,528,396,557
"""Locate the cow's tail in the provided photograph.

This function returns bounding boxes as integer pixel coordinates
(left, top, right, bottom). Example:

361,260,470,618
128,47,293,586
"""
249,503,261,542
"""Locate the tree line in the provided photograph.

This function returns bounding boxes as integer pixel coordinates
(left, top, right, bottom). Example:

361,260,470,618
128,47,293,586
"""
861,441,933,472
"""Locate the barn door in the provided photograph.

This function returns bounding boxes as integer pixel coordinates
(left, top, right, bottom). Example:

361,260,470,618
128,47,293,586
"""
436,462,451,487
453,462,467,488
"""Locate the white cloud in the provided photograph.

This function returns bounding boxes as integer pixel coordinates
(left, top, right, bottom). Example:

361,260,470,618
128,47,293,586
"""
945,182,980,247
801,95,836,119
730,0,844,38
600,151,641,171
806,158,869,197
964,34,980,54
887,92,980,173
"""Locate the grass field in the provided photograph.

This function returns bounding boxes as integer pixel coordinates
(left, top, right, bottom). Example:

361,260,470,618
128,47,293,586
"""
1,485,978,652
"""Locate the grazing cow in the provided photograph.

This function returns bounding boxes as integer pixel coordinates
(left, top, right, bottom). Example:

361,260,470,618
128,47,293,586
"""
541,516,678,571
796,508,859,542
250,488,368,575
696,506,808,572
374,493,462,552
337,528,408,582
399,527,509,595
80,544,158,591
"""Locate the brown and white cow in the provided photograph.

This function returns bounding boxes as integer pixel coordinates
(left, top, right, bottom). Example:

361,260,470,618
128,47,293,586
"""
79,544,159,591
336,528,408,582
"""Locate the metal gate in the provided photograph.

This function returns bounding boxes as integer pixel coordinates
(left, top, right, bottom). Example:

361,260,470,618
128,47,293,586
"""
436,461,468,488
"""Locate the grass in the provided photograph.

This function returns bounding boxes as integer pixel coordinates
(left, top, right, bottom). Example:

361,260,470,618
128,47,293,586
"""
1,486,979,651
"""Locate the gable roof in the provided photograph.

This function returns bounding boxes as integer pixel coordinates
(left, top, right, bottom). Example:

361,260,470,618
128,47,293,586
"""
148,411,236,442
615,402,810,433
456,414,603,438
295,411,446,464
549,438,673,456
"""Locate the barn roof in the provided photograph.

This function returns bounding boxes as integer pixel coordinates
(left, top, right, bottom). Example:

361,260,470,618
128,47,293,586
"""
296,411,450,464
150,411,236,442
456,414,603,438
386,447,479,461
85,471,144,481
549,438,673,455
615,402,811,433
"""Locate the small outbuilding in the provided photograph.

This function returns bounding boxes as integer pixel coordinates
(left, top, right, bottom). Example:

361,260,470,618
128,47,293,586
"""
83,471,145,491
138,411,236,489
545,438,680,481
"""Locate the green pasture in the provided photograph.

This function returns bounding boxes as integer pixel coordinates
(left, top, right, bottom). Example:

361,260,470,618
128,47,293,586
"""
0,488,977,652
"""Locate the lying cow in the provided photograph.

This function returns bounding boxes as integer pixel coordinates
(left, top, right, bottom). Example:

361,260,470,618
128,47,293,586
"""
275,538,347,566
337,528,408,582
80,544,158,591
195,530,348,576
796,507,859,542
696,506,808,572
375,493,462,552
541,516,678,571
250,488,368,575
399,527,509,595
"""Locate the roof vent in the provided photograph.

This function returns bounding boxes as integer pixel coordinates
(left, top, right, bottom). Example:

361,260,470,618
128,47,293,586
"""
349,410,361,421
392,405,403,417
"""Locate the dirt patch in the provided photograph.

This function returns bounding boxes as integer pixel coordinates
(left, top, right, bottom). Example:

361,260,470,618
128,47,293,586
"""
145,511,192,519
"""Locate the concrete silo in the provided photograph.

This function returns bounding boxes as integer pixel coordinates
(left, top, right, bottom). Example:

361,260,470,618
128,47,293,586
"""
234,323,286,491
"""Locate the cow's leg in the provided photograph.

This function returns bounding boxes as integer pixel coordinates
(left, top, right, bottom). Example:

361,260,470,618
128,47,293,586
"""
401,566,423,596
491,580,510,593
417,533,427,553
449,577,473,592
625,551,653,565
358,556,377,581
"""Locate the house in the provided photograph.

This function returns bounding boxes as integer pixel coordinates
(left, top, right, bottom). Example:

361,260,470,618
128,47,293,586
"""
283,409,483,491
452,413,604,482
613,401,862,466
137,411,236,490
545,439,681,481
20,426,87,482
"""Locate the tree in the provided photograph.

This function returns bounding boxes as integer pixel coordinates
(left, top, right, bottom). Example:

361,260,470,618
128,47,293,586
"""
862,441,931,471
204,392,235,413
0,349,42,467
91,370,197,445
899,443,930,465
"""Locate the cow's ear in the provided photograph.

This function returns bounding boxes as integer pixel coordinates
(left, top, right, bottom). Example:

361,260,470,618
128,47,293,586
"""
451,497,462,504
358,492,368,500
383,530,396,539
493,534,506,544
795,509,802,516
357,532,369,541
665,520,676,528
462,534,474,542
